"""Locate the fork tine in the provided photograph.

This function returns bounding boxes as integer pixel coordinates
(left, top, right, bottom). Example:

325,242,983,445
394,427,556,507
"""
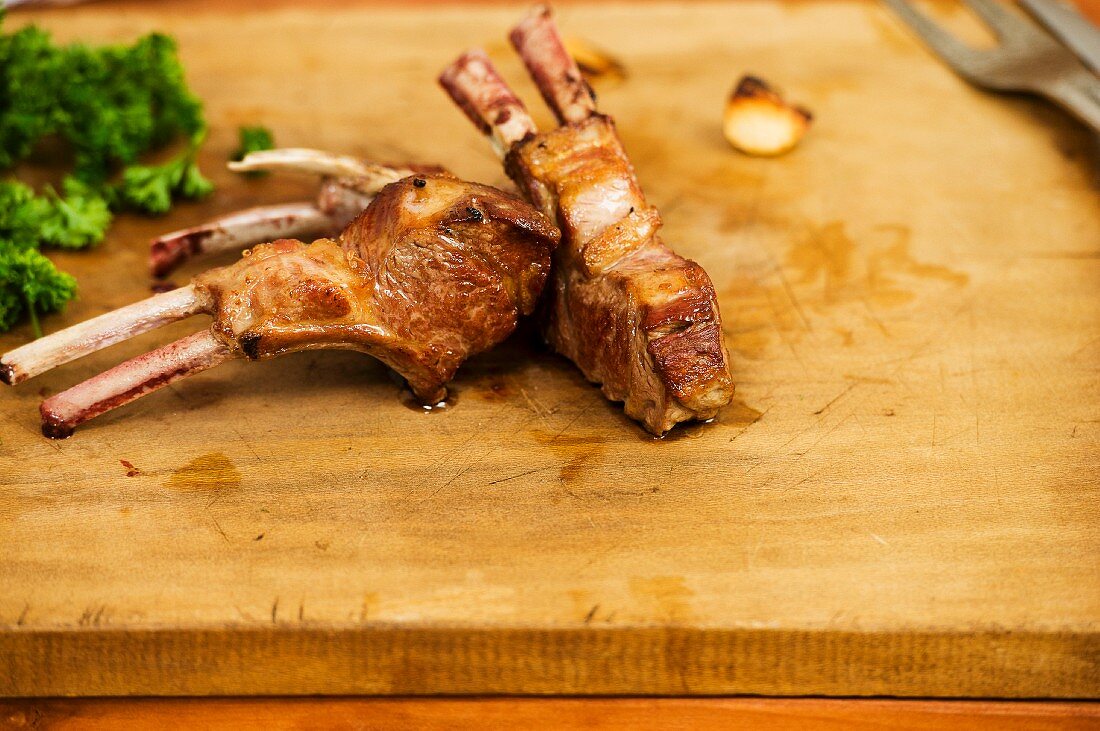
882,0,984,74
959,0,1027,38
1018,0,1100,73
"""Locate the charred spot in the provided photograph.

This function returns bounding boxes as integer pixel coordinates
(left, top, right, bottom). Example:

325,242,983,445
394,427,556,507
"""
240,333,262,360
0,363,14,386
735,75,772,98
466,206,484,223
413,178,427,188
41,418,74,440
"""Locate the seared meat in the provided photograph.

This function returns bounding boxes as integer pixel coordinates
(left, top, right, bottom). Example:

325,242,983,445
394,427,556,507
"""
440,6,735,434
2,172,559,437
197,173,558,402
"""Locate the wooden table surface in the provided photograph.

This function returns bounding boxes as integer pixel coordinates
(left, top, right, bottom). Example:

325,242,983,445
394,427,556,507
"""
1,0,1098,701
1,697,1099,730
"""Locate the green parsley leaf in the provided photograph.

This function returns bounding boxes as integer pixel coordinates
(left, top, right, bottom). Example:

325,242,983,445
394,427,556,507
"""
0,14,212,334
0,178,112,251
114,148,213,215
0,244,77,337
38,177,113,249
231,125,275,177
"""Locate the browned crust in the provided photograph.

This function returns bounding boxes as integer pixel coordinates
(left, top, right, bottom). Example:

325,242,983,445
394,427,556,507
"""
642,263,734,413
442,183,561,256
580,206,661,276
641,284,716,336
647,320,730,405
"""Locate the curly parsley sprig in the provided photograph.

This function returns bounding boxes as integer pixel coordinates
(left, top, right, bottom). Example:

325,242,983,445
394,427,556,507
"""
231,125,275,173
0,12,213,334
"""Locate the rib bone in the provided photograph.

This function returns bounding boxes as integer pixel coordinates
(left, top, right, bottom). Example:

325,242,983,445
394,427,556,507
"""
439,50,537,155
509,6,596,124
150,149,424,278
39,330,234,439
227,148,390,179
150,203,340,278
0,285,203,386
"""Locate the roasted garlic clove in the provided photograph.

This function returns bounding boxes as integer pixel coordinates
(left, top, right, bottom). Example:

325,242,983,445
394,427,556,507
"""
564,36,626,82
723,76,812,157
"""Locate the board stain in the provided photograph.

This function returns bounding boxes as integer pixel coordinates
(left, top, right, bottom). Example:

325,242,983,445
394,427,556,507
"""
629,576,695,623
530,429,609,487
467,367,513,404
359,592,380,622
719,243,813,362
787,222,968,309
719,220,969,367
559,447,603,484
719,399,765,429
166,453,241,491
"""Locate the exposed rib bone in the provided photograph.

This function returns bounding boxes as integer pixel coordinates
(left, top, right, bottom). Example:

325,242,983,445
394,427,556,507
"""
0,285,203,386
39,330,234,439
439,50,538,156
150,203,340,278
509,5,596,124
151,150,419,278
228,148,410,187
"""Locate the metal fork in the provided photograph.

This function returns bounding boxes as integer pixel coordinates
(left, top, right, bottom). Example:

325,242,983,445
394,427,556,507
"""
883,0,1100,132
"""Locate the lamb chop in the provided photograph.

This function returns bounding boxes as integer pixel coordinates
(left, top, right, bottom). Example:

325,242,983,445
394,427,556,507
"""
439,6,735,435
1,171,559,437
149,148,444,277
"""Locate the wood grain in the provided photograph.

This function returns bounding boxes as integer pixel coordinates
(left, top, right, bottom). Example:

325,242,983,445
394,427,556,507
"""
0,0,1097,697
2,698,1099,731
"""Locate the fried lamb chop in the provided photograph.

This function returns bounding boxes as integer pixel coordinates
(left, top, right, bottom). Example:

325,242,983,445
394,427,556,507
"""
149,148,444,277
439,6,735,434
1,171,559,437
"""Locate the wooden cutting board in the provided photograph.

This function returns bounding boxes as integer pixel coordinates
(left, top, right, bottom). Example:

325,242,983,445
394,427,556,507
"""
1,0,1097,698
